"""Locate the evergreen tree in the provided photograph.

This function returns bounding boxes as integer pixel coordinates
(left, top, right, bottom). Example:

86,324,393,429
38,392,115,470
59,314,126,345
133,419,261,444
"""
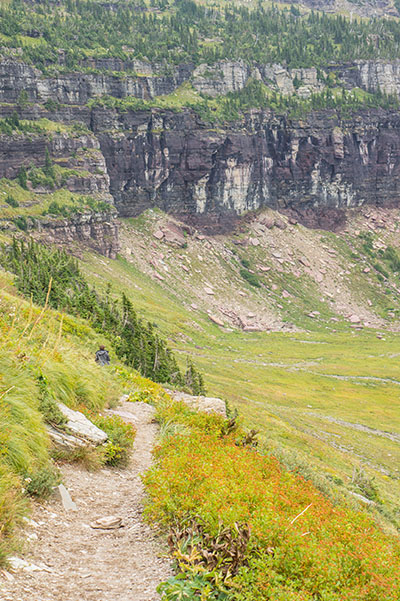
17,166,28,190
0,239,203,392
43,148,55,180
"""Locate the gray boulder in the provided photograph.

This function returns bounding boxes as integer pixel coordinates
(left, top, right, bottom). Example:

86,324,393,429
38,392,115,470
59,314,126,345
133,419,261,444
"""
47,403,108,450
165,389,226,417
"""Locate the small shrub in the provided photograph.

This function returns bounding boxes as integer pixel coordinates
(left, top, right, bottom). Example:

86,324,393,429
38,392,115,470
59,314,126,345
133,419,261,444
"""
351,467,381,503
5,195,19,208
89,413,136,466
382,245,400,273
240,257,251,269
24,464,61,498
44,99,60,111
158,570,230,600
239,268,261,288
37,375,67,427
13,216,28,231
44,200,69,217
374,262,389,279
52,446,104,471
29,166,55,189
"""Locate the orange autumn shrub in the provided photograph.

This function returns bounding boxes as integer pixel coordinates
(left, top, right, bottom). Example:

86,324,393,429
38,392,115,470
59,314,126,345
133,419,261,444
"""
144,400,400,601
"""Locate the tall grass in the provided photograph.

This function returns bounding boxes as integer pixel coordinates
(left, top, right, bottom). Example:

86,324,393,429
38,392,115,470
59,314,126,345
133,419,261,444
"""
0,275,124,565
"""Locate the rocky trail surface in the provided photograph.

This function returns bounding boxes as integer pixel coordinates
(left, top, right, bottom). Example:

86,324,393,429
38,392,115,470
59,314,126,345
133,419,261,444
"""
0,401,172,601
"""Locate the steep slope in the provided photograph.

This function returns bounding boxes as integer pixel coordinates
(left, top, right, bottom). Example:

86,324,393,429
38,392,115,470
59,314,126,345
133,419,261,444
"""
79,207,400,531
0,269,124,564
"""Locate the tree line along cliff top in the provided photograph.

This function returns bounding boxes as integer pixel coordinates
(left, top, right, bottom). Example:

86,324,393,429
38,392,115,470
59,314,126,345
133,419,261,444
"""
2,0,400,73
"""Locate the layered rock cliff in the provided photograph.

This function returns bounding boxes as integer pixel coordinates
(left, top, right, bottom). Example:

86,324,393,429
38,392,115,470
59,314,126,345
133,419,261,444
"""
4,57,400,104
37,211,119,259
3,56,400,233
91,107,400,231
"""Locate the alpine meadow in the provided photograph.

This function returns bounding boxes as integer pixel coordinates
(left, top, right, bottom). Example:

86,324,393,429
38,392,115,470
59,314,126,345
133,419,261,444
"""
1,1,400,600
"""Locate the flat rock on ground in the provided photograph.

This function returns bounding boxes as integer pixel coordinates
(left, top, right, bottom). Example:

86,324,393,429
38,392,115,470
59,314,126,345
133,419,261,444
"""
0,402,172,601
165,389,226,417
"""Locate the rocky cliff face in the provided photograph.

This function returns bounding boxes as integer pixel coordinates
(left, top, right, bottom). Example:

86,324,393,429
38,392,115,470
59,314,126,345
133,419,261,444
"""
3,56,400,232
37,211,119,259
90,107,400,230
0,59,192,104
5,57,400,105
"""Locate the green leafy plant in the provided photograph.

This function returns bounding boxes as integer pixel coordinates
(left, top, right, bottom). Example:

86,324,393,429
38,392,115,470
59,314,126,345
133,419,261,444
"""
84,412,136,467
23,465,61,498
4,195,19,208
13,216,28,231
158,571,230,601
37,375,67,427
239,268,260,288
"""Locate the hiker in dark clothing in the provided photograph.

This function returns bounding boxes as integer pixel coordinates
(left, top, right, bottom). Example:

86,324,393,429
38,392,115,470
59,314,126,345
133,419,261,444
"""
95,345,110,366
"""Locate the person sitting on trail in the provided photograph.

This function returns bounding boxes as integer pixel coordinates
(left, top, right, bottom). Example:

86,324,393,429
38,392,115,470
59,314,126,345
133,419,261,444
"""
95,345,110,366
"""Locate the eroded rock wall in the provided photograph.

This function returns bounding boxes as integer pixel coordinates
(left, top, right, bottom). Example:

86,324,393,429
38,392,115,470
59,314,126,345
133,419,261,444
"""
4,56,400,232
92,107,400,230
37,212,119,258
5,56,400,105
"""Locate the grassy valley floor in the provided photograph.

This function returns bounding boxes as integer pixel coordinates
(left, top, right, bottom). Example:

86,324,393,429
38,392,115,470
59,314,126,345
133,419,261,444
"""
80,209,400,531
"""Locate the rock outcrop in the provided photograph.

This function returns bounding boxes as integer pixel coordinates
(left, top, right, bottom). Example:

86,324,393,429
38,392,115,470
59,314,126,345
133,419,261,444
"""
93,107,400,231
37,211,119,259
165,389,227,417
4,55,400,232
47,403,108,451
0,59,192,104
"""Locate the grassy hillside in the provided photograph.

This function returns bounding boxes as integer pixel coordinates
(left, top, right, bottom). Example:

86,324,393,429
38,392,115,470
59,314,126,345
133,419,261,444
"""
1,215,400,598
80,208,400,532
0,268,138,564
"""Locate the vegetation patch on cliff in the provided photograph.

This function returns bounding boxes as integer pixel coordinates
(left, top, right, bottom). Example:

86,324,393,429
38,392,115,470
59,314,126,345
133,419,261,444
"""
89,80,400,123
0,179,111,224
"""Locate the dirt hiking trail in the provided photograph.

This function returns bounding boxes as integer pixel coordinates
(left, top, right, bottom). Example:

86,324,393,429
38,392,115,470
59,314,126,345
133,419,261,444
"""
0,401,172,601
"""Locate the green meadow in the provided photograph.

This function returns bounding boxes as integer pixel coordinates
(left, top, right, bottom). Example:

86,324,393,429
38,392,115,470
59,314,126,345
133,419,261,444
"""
82,248,400,530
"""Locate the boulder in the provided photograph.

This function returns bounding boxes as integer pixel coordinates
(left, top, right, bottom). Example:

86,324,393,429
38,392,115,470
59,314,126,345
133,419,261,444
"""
165,389,226,417
47,403,107,450
209,315,224,326
163,222,187,246
274,218,287,230
90,516,123,529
